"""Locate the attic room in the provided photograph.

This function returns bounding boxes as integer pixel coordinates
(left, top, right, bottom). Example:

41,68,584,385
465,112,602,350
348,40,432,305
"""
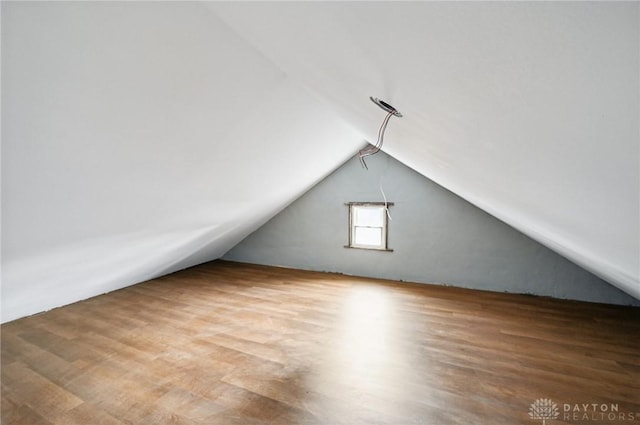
1,1,638,424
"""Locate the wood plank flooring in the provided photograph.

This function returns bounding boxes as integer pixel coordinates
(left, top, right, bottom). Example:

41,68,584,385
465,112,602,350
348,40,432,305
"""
2,260,639,424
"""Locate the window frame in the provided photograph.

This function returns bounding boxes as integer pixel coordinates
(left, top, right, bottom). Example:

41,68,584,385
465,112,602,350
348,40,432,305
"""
345,202,394,252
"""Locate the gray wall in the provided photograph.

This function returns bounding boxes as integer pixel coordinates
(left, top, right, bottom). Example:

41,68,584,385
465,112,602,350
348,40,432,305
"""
224,152,639,306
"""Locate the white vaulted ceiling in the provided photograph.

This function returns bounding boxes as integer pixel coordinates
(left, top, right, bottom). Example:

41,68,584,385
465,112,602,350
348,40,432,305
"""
2,1,638,322
206,1,639,299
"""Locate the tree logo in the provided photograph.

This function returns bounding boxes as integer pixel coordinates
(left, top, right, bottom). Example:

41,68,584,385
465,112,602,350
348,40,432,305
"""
529,398,559,424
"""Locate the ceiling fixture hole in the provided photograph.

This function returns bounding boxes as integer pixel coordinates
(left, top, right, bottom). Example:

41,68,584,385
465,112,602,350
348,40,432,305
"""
370,97,403,117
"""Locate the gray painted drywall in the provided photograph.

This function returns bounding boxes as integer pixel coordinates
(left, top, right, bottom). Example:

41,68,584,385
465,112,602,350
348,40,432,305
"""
224,151,639,306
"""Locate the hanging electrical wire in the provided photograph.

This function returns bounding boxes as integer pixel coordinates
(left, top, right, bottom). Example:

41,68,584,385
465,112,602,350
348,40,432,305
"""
380,177,392,221
358,110,394,169
359,97,402,169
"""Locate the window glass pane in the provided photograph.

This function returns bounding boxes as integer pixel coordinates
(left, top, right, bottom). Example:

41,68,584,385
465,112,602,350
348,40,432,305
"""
354,226,382,247
354,206,383,227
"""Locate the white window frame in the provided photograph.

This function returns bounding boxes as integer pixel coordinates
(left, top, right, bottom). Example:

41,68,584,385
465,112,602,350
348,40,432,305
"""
345,202,393,251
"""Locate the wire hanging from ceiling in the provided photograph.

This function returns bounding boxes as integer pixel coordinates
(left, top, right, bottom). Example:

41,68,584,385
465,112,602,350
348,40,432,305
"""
358,97,402,170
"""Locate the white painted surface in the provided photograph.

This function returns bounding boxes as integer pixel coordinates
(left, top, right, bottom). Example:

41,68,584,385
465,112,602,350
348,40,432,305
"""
1,2,362,322
2,2,638,322
209,2,640,299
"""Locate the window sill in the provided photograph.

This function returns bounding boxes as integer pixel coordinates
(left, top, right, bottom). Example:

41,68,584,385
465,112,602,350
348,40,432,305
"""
344,245,394,252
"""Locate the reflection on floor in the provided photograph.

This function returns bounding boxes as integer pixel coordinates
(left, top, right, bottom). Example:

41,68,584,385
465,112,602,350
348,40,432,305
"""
2,260,639,424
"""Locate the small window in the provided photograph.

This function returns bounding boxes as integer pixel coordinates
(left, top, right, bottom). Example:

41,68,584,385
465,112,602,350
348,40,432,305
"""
346,202,393,251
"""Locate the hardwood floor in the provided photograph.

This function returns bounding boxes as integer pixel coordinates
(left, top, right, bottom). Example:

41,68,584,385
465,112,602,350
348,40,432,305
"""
2,260,639,425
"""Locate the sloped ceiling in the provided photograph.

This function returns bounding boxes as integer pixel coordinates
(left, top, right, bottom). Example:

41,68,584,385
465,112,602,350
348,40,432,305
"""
205,1,639,299
1,2,638,322
1,2,363,322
